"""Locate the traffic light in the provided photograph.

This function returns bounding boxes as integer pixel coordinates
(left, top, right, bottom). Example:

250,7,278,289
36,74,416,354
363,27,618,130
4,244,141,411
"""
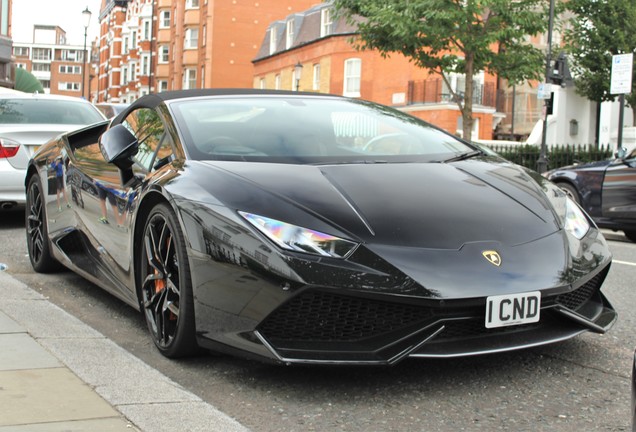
549,52,573,87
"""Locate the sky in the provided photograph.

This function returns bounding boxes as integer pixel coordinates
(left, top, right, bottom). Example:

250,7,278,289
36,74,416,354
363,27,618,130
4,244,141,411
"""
12,0,103,46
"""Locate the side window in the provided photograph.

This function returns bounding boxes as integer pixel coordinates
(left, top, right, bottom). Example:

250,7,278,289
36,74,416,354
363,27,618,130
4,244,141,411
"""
121,108,173,172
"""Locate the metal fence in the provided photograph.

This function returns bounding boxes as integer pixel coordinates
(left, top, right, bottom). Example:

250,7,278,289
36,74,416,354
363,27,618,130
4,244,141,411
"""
485,143,614,171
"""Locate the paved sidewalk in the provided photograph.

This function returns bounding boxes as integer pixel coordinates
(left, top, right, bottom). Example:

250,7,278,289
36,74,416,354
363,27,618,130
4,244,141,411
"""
0,271,250,432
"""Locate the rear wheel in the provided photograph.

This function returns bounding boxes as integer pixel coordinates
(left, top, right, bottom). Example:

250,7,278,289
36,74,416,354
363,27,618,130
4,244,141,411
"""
557,182,581,205
140,203,197,358
624,231,636,242
25,175,61,273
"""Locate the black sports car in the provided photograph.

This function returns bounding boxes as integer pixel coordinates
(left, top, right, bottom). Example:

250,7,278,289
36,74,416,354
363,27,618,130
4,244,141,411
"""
25,89,616,365
545,147,636,242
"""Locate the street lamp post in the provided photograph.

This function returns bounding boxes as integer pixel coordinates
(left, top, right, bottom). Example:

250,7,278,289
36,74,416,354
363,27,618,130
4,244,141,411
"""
537,0,555,173
81,7,92,99
294,61,303,91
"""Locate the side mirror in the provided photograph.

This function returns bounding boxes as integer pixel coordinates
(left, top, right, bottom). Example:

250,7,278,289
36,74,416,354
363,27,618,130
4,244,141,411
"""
99,124,139,186
615,147,627,160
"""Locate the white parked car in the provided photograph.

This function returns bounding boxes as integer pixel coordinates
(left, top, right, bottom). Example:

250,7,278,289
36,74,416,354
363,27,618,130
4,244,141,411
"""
0,92,105,209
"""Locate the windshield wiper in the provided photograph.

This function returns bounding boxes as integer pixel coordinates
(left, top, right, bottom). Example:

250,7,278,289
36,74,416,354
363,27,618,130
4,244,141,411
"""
443,150,482,163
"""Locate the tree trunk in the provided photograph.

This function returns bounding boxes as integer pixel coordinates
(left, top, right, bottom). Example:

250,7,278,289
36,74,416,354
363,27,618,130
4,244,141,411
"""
463,53,475,141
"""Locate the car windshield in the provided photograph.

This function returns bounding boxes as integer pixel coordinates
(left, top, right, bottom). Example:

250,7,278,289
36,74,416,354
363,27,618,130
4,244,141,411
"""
0,98,104,125
169,96,474,163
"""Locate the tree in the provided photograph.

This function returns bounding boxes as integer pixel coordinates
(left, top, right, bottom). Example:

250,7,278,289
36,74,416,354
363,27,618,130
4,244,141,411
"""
333,0,550,140
564,0,636,123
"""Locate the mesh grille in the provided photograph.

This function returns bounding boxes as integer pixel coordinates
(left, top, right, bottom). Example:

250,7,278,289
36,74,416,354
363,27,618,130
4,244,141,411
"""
555,272,603,311
259,291,433,342
437,319,541,341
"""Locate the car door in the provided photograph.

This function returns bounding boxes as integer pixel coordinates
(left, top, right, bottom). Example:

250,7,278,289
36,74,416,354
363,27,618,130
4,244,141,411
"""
69,107,173,301
602,148,636,221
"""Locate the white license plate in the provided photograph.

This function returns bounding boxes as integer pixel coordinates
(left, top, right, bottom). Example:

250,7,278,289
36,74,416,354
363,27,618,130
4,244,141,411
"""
485,291,541,329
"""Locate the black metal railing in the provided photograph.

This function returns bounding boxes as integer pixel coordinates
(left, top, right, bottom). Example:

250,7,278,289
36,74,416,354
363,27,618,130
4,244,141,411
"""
485,143,614,171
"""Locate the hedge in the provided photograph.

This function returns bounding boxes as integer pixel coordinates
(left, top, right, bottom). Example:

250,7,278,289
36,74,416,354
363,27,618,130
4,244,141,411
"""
485,143,614,171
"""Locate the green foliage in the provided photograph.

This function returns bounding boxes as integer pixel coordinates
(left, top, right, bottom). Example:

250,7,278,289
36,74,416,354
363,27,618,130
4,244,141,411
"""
333,0,550,139
487,143,613,170
564,0,636,107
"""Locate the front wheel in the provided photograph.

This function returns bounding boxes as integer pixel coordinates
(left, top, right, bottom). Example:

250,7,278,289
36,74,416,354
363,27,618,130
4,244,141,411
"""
26,175,61,273
557,182,581,205
139,203,197,358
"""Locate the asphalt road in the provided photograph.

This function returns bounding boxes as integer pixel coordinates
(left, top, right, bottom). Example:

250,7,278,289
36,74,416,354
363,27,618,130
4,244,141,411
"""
1,207,634,432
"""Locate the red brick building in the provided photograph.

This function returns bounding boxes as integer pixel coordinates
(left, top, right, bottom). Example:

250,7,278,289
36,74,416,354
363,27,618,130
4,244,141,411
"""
252,3,503,140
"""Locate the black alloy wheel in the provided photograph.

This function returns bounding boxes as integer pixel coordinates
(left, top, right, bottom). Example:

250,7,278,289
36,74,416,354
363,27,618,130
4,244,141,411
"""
140,203,196,358
26,175,60,273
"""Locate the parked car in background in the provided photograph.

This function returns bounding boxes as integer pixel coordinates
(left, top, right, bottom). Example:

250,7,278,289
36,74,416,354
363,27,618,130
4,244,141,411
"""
0,93,105,209
544,147,636,242
95,103,129,119
24,89,615,364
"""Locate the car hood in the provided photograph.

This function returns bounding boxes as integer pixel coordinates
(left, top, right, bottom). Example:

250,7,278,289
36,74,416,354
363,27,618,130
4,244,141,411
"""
189,159,561,250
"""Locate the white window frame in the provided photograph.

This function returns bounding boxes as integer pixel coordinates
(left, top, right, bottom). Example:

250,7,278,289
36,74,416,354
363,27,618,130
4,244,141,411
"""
58,82,80,91
201,65,205,88
183,68,196,89
121,66,129,85
320,8,333,37
158,80,168,92
343,58,361,97
142,20,151,41
269,28,278,54
159,10,171,28
312,64,321,91
122,36,129,54
159,45,169,63
275,74,281,90
186,0,199,8
141,54,150,76
185,28,199,49
285,20,294,49
259,78,265,89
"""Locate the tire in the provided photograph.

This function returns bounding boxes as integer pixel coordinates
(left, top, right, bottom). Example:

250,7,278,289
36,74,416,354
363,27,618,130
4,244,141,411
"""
139,202,197,358
624,231,636,242
557,182,581,205
25,175,61,273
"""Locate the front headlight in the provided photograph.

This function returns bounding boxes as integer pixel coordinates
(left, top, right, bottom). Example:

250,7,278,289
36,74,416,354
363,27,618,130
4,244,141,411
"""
239,212,358,258
564,197,590,239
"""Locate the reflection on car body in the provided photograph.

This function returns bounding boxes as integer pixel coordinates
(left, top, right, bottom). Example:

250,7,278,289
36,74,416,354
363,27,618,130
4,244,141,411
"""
25,89,616,365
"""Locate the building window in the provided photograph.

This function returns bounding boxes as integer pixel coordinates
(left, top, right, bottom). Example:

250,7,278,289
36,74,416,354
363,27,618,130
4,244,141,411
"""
259,78,265,89
183,68,196,89
16,63,26,69
142,20,151,40
159,45,169,63
201,66,205,88
32,63,51,72
123,36,129,54
158,80,168,92
130,64,136,82
32,48,51,61
285,20,294,49
343,58,361,97
269,28,278,55
141,55,150,76
160,10,171,28
320,8,333,37
131,31,137,49
275,74,281,90
13,46,28,56
186,0,199,8
312,64,321,91
59,65,81,74
121,66,128,85
58,82,80,91
185,28,199,49
39,80,50,89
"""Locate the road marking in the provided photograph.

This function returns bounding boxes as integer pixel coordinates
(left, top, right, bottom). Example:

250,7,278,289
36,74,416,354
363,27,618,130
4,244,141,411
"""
614,260,636,267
